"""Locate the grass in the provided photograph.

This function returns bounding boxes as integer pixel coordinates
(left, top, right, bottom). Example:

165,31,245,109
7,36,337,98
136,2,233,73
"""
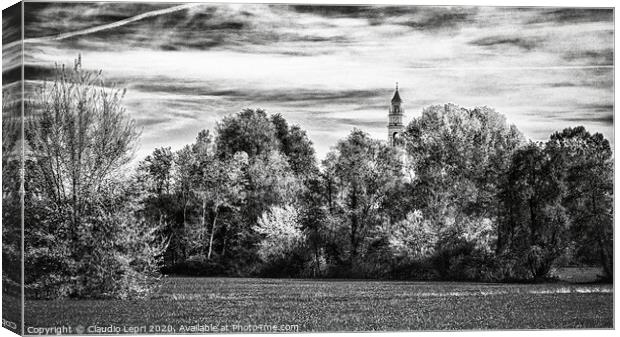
24,277,613,332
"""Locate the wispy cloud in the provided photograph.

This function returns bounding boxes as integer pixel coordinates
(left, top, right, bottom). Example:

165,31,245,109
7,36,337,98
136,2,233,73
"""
20,3,614,160
27,3,201,43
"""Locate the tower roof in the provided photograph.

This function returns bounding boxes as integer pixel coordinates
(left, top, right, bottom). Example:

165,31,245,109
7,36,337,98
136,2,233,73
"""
391,83,402,103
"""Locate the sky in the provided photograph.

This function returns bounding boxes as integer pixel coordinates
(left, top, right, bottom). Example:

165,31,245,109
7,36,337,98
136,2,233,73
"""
16,2,615,161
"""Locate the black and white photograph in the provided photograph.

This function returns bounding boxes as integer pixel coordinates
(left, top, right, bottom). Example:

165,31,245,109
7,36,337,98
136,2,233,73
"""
1,0,615,334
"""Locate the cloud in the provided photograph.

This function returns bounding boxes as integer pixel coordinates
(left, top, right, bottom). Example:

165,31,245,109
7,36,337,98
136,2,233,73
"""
564,115,613,124
528,8,614,25
563,49,614,66
2,3,22,44
398,7,477,31
132,82,382,104
287,5,477,31
23,2,176,39
469,36,541,51
20,4,614,161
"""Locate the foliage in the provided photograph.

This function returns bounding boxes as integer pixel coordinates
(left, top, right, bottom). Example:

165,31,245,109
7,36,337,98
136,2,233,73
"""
271,113,318,178
23,57,162,299
190,137,248,261
498,143,569,280
322,129,405,266
403,104,523,240
142,147,174,195
2,88,23,290
546,126,613,280
26,57,139,211
254,205,304,264
215,108,278,159
388,210,437,261
137,147,182,265
297,176,331,277
16,56,613,288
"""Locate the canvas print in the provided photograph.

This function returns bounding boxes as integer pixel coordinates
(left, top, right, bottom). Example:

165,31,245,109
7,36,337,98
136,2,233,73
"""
1,1,615,335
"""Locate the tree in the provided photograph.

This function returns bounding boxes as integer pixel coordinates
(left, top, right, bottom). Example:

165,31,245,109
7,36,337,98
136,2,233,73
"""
271,114,318,178
388,210,437,261
322,129,404,266
26,57,139,225
546,126,613,280
138,147,182,264
24,56,162,298
498,143,568,279
216,109,278,159
403,104,523,251
174,144,196,248
2,88,23,293
254,205,303,263
142,147,174,195
211,110,307,271
193,148,248,261
297,175,331,276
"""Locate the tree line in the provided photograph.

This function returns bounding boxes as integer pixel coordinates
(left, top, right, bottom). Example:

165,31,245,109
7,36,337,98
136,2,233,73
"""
3,59,613,299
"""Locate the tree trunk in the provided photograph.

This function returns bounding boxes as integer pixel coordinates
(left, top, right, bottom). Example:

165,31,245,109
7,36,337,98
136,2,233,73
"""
221,236,227,258
599,235,612,281
314,243,321,278
592,193,613,281
200,198,207,256
529,197,537,245
207,208,218,260
182,196,188,260
350,187,359,263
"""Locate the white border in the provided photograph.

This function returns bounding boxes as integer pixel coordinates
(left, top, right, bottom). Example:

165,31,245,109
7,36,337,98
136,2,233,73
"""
0,1,616,337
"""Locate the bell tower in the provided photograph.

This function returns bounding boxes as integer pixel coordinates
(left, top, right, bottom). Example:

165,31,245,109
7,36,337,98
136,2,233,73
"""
388,82,404,146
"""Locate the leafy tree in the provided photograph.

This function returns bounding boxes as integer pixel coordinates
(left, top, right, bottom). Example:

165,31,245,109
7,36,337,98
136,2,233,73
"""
216,108,278,159
138,147,183,264
66,178,166,298
271,114,318,177
254,205,303,262
142,147,174,195
322,129,404,265
2,88,23,293
184,110,308,273
222,151,300,266
388,211,437,261
246,151,300,212
297,176,330,276
26,58,139,226
193,148,248,260
498,143,568,279
174,144,196,244
24,57,162,298
403,104,523,241
546,126,613,280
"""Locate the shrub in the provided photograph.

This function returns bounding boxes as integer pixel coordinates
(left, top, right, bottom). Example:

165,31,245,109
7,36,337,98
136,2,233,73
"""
388,210,437,261
254,205,304,262
253,205,316,277
432,220,503,282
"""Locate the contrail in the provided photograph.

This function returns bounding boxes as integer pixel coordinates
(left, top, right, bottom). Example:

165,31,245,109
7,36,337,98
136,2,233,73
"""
4,3,202,49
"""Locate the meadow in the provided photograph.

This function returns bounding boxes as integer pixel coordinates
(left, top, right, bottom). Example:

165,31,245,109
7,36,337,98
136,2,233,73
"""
25,276,613,333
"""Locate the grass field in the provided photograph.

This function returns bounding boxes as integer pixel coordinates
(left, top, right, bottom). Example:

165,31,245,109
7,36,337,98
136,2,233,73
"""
23,277,613,333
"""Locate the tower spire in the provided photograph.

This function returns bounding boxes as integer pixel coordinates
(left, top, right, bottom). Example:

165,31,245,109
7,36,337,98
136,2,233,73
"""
391,82,402,104
388,82,404,146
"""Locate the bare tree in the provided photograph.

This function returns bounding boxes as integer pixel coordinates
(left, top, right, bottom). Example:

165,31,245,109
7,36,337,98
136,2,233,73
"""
26,55,140,226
